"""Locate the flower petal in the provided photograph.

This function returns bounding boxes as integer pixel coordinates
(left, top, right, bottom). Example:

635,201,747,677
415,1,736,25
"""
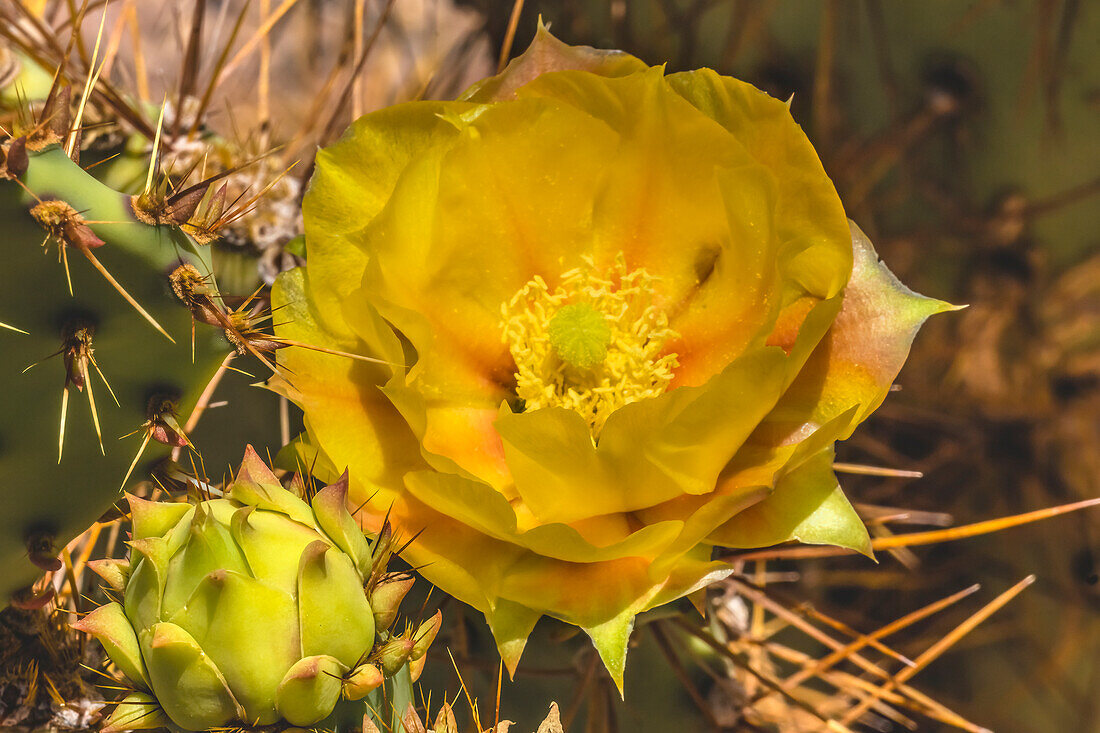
766,221,959,439
497,298,839,523
271,268,424,494
360,97,620,407
461,21,648,102
709,448,871,555
665,69,852,301
486,598,542,678
302,101,477,338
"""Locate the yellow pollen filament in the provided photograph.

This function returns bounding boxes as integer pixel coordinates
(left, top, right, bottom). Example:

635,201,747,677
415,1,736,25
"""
501,255,680,438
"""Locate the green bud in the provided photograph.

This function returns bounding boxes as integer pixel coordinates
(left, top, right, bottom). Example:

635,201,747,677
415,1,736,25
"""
343,663,384,701
411,610,443,661
85,558,130,592
75,449,387,730
71,603,149,689
369,573,415,631
274,655,348,727
375,635,416,677
101,692,171,732
433,704,459,733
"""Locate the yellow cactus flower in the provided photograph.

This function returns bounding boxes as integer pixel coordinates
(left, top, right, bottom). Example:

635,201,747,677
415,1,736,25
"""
272,26,954,692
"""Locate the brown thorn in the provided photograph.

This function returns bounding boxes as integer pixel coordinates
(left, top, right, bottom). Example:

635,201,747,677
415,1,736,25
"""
173,0,207,138
219,0,303,82
188,0,252,139
768,584,981,703
726,497,1100,562
839,577,1035,726
497,0,525,73
797,603,915,669
172,351,235,463
834,461,923,478
317,0,396,147
811,0,840,150
673,616,856,732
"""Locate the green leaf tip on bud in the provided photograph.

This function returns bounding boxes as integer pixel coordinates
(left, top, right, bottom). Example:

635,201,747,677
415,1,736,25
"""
411,610,443,661
369,573,415,631
228,444,315,525
86,558,130,591
71,602,150,689
547,303,611,369
101,692,171,732
274,654,347,727
433,703,459,733
312,470,372,575
374,635,416,677
127,493,191,541
343,663,384,700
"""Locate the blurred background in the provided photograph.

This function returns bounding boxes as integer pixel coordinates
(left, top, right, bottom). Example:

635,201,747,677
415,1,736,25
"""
2,1,1098,731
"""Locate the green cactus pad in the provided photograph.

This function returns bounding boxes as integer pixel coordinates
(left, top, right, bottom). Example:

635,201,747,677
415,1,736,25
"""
0,145,227,602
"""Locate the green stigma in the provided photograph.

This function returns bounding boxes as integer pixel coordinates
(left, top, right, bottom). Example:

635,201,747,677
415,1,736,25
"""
501,255,679,437
548,303,612,369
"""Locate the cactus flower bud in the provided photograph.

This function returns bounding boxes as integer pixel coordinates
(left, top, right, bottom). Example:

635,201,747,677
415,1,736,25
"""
73,447,403,730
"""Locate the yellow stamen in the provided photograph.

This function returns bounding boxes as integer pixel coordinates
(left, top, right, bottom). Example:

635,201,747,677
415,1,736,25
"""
501,255,679,437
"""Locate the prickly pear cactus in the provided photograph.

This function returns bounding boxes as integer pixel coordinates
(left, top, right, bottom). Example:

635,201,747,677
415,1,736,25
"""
0,91,228,606
76,447,441,732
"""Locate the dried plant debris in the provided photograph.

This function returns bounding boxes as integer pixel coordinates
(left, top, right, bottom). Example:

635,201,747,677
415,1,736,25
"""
1,0,492,280
0,605,101,731
373,701,564,733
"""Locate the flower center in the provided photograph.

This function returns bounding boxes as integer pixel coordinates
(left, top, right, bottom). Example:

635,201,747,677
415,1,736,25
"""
547,303,612,369
501,255,680,438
